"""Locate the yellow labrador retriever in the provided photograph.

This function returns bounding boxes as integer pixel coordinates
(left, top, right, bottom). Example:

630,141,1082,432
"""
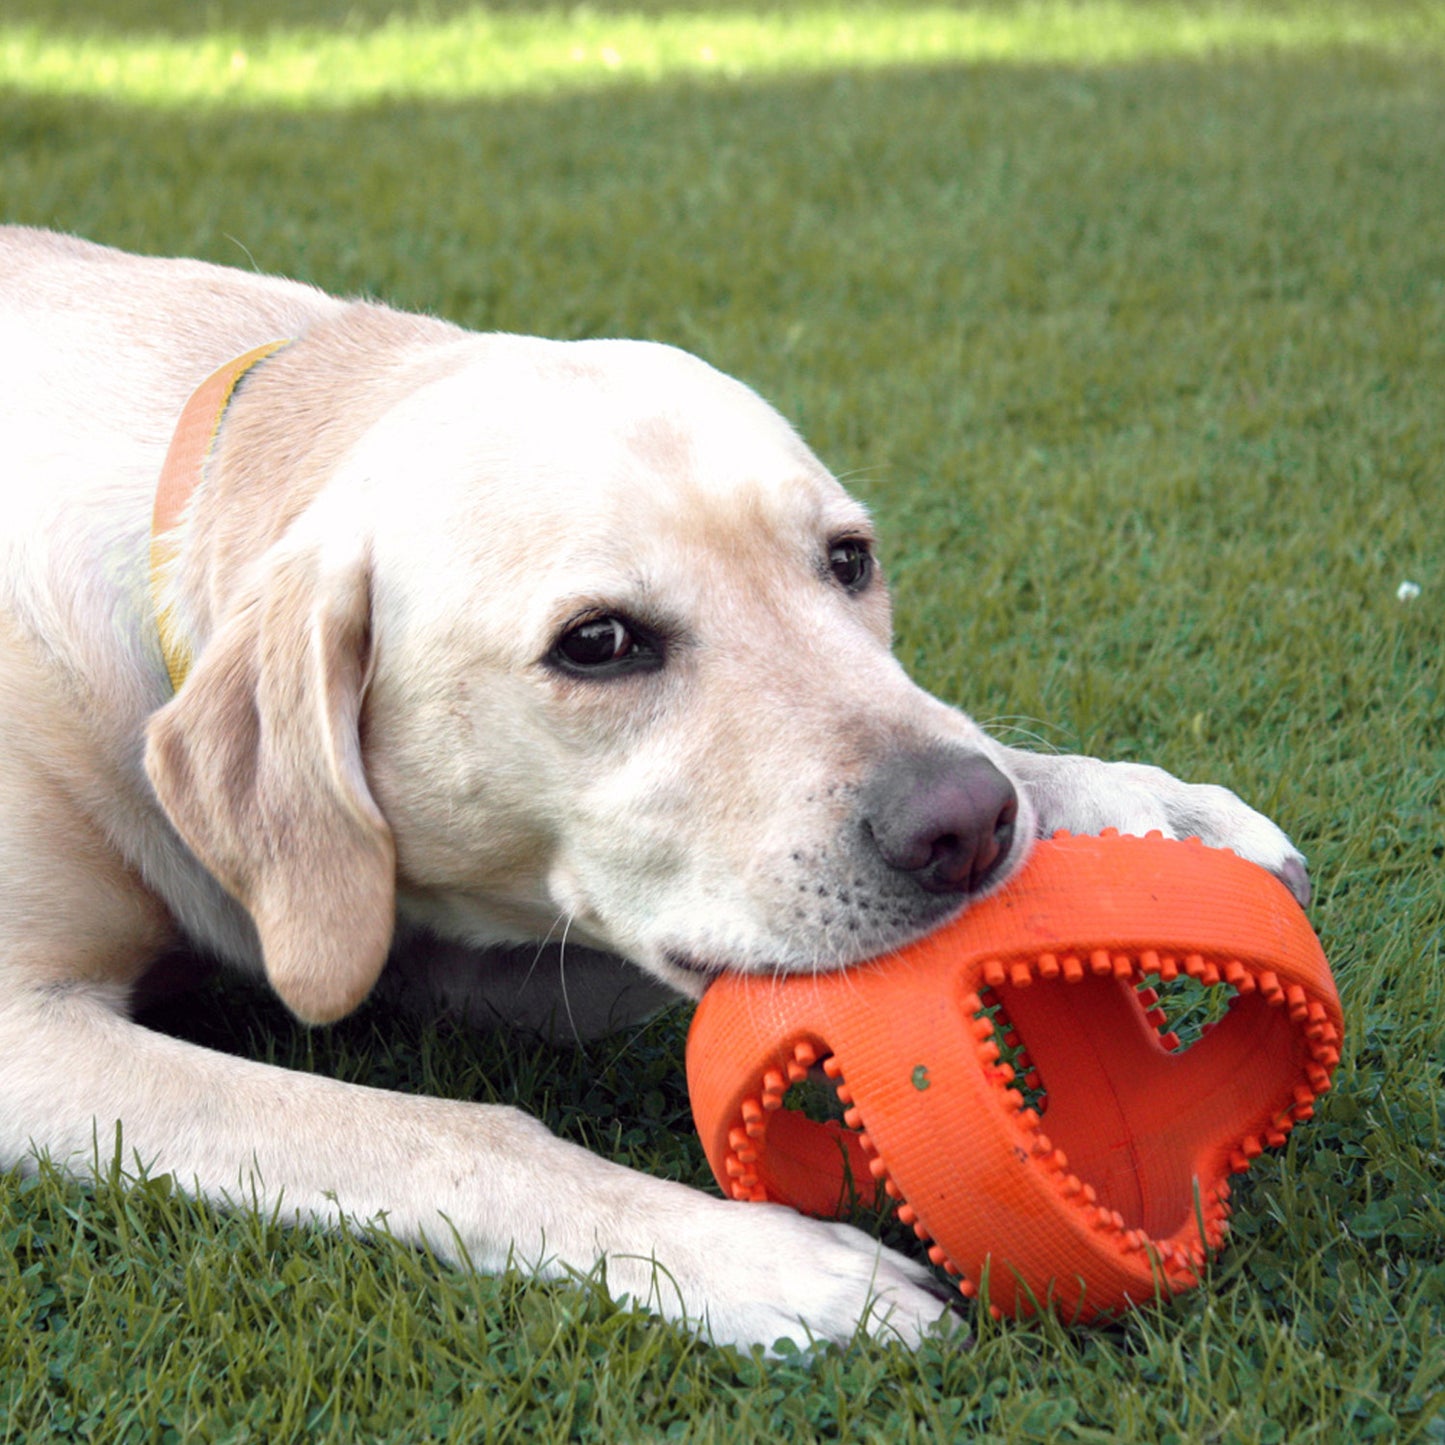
0,228,1308,1348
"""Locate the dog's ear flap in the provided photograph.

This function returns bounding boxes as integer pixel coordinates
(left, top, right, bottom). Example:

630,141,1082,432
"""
145,540,396,1025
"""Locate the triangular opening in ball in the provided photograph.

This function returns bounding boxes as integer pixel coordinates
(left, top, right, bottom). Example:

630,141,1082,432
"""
973,950,1303,1252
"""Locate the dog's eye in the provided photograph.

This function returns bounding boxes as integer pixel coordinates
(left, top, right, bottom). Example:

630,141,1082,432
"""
550,616,662,677
828,537,874,593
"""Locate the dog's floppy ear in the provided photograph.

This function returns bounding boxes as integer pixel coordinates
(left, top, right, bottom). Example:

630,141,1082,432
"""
145,537,396,1025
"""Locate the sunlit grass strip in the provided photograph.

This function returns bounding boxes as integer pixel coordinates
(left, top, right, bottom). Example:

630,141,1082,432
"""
2,3,1442,110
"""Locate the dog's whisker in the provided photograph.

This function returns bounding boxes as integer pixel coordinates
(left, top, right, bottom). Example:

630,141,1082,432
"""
518,915,567,997
978,715,1068,752
831,464,888,486
555,913,584,1046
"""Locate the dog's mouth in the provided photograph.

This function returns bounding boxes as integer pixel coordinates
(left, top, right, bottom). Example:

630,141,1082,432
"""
661,911,971,986
661,903,977,987
662,951,729,980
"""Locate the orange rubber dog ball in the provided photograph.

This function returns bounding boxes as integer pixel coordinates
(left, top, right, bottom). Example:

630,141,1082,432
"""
686,831,1342,1321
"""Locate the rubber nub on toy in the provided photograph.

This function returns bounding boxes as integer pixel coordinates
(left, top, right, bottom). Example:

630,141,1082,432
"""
686,831,1342,1321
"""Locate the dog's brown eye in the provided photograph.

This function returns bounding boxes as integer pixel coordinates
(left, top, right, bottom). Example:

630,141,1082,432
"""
828,538,873,593
559,617,632,666
550,615,663,677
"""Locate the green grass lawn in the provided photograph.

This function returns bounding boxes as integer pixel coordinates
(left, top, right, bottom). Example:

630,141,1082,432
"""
2,2,1442,1439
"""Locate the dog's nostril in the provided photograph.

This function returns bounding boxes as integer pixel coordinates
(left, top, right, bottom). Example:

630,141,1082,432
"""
861,749,1018,897
971,796,1018,890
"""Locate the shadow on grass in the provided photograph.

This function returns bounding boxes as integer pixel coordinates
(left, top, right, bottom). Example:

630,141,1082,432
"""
129,943,703,1175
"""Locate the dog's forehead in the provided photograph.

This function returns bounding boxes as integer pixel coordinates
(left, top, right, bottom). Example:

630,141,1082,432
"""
484,336,835,496
367,335,866,551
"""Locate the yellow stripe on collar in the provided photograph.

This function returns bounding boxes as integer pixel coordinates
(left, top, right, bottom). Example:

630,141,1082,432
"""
150,340,291,692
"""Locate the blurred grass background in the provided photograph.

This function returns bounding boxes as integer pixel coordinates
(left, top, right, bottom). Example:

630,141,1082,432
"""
2,2,1442,1440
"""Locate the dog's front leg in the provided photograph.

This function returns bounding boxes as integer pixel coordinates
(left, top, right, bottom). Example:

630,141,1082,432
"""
998,748,1310,903
0,980,957,1351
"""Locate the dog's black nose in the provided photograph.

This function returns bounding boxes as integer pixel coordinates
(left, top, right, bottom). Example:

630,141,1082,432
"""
861,748,1018,895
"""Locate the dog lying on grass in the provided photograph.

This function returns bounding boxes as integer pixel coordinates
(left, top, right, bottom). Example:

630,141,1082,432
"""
0,228,1308,1348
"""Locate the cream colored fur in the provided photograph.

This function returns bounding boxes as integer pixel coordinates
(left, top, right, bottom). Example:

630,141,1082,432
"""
0,228,1308,1348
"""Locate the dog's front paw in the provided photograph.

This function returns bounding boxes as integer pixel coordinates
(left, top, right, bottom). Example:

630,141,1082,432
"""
605,1191,961,1351
1004,752,1310,906
705,1205,961,1351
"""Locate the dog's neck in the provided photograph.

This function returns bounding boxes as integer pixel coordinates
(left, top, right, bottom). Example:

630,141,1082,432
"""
150,341,291,691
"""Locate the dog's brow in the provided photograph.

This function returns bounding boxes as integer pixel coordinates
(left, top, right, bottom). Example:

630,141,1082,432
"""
821,496,875,537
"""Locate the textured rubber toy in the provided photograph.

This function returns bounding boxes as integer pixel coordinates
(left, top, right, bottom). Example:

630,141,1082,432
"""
686,831,1342,1321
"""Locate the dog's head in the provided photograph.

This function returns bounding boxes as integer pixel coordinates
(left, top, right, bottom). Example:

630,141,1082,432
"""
146,321,1032,1022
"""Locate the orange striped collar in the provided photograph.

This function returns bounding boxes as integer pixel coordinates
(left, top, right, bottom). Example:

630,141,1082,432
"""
150,340,290,691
